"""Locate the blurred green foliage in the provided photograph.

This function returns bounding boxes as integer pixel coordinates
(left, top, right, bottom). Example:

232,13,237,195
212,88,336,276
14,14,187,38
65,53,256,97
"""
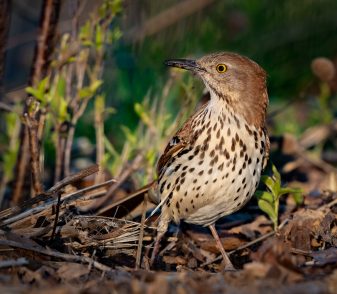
99,0,337,149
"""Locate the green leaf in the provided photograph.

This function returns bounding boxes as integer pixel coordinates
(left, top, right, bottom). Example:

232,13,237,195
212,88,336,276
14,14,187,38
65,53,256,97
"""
260,175,278,199
272,163,281,183
121,126,137,145
80,21,91,42
258,199,278,227
25,76,49,103
279,187,303,205
95,24,103,49
255,190,274,203
25,87,40,99
79,87,93,99
56,76,66,98
291,190,304,205
90,80,103,93
134,103,152,126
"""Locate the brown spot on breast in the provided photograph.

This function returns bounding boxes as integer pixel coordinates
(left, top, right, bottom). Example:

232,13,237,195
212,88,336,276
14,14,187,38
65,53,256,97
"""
231,138,236,151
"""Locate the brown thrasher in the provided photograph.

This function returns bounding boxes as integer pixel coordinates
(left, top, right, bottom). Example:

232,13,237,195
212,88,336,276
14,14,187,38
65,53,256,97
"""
126,52,269,270
153,52,270,270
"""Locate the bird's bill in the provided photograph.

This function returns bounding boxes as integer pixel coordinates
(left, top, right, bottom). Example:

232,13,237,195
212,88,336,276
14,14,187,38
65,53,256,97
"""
165,59,203,72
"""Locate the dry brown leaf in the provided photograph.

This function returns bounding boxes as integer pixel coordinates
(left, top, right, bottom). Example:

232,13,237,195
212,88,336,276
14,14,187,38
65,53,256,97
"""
162,255,187,265
56,262,90,281
311,248,337,266
228,215,272,238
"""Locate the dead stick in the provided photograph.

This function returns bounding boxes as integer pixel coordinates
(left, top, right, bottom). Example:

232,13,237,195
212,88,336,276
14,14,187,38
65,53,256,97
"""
50,191,61,240
0,239,113,273
0,164,100,221
48,164,99,194
0,258,29,269
2,179,115,226
201,218,289,267
136,194,147,269
24,113,44,195
85,153,144,213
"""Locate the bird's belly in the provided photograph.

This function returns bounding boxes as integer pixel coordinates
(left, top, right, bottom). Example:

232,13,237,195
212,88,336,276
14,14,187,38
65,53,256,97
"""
158,121,266,226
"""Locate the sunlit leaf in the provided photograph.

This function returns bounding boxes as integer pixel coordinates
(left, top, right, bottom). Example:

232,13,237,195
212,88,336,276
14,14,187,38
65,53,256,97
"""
258,199,278,227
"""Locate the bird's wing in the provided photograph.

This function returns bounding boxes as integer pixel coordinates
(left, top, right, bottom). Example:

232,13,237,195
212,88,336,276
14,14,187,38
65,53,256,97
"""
156,104,207,177
262,127,270,169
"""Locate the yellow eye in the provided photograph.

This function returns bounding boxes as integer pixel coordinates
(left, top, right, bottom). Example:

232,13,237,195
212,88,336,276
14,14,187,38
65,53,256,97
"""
216,64,227,73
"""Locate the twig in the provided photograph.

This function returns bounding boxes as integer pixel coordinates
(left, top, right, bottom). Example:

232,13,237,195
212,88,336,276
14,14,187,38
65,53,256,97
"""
12,128,30,204
201,218,289,267
0,179,115,227
0,164,101,221
48,164,99,194
84,153,144,213
30,0,61,86
94,95,105,184
0,239,113,273
319,194,337,210
50,191,61,240
124,0,214,42
12,0,61,202
0,101,14,112
136,193,148,269
23,112,44,195
0,0,10,98
0,257,29,269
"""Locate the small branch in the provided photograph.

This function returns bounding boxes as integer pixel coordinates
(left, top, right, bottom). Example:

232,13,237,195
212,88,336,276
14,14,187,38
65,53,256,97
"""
0,257,29,269
12,127,30,204
124,0,215,43
0,239,113,273
23,113,44,195
84,153,144,213
48,164,99,194
0,0,10,98
50,191,61,240
1,178,115,226
0,101,14,112
30,0,61,85
136,193,147,269
201,219,289,267
0,164,101,223
94,95,105,184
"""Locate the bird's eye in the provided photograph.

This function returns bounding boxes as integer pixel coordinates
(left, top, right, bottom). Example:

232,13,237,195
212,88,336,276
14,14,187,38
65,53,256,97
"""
216,64,227,73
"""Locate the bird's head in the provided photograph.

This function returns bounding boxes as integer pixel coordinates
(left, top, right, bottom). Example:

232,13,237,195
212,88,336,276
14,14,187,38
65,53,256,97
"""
165,52,268,127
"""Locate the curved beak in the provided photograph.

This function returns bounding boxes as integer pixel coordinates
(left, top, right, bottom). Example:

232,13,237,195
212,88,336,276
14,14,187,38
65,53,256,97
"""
165,59,204,72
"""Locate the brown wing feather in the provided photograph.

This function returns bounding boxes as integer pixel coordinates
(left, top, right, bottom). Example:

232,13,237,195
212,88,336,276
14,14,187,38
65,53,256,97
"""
262,127,270,169
156,104,207,176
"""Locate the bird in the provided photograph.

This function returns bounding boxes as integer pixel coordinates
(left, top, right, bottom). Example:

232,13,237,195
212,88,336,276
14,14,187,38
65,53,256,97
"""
151,52,270,270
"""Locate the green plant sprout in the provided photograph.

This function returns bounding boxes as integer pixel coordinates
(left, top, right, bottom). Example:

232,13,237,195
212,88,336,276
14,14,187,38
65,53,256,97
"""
255,163,303,230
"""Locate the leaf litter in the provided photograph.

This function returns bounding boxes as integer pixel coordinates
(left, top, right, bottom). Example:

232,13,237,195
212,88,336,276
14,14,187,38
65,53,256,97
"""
0,133,337,293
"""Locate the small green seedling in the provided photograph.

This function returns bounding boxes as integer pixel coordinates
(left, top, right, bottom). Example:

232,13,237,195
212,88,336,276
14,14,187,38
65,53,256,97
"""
255,164,303,230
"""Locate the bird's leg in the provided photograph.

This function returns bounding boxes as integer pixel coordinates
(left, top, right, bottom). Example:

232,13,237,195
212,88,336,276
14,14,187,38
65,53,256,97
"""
150,230,165,266
150,216,169,266
209,224,235,271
